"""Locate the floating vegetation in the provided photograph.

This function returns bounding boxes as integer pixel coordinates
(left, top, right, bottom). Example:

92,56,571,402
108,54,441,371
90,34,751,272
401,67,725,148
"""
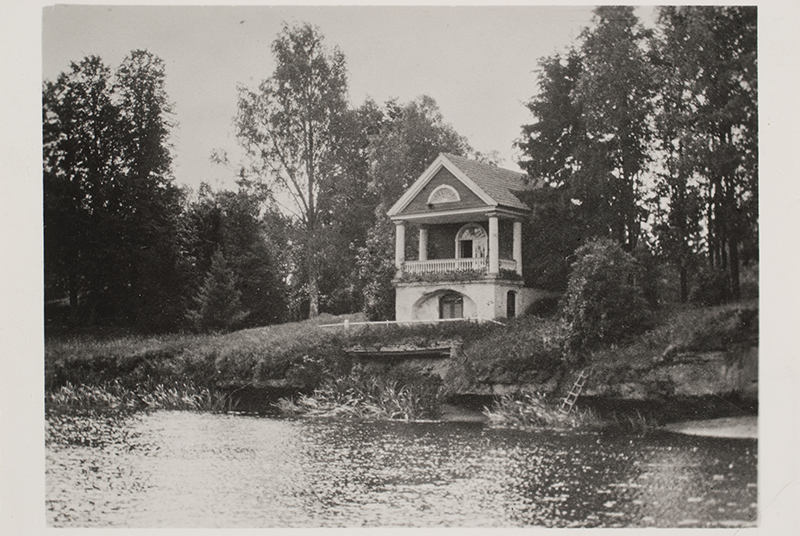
47,380,229,412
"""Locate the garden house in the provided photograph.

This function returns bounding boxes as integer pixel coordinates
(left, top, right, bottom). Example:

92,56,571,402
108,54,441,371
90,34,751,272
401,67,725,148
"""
387,153,547,322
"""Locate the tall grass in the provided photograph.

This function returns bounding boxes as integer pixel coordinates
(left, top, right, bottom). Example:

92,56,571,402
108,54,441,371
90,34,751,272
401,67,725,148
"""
483,392,603,430
47,380,229,412
274,373,443,421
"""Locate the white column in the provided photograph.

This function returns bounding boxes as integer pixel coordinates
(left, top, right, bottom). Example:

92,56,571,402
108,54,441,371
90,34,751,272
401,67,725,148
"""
513,220,523,276
488,215,499,274
395,221,406,269
418,226,428,261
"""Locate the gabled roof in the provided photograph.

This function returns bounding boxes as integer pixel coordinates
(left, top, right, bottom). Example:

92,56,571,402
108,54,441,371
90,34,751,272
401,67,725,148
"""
441,154,532,211
387,153,536,217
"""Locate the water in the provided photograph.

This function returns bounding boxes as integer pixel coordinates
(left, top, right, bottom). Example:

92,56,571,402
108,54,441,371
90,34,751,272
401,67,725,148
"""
46,410,757,527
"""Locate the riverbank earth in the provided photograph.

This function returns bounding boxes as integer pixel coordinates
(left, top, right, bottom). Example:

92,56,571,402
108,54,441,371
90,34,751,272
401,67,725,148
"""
436,405,758,439
45,301,758,424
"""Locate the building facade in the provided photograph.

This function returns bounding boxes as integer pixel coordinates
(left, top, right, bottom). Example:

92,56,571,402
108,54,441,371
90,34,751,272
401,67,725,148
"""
388,153,547,322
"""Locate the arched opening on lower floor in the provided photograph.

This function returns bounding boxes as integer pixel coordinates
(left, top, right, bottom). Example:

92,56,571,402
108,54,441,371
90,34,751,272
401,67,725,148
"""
506,290,516,318
439,291,463,319
411,289,476,321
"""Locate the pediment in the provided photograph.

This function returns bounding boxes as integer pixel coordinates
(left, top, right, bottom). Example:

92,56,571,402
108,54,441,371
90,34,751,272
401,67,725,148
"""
387,154,532,220
388,155,495,217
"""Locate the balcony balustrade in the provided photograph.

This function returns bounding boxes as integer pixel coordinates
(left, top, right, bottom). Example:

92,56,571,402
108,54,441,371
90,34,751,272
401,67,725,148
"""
401,257,517,275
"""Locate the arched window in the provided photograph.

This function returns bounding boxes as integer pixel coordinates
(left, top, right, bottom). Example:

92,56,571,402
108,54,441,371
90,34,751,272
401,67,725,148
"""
439,292,464,319
427,184,460,205
455,223,487,259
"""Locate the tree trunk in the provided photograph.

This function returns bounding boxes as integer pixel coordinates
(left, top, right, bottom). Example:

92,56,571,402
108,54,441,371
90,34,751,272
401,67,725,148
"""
307,253,320,318
724,169,742,302
307,278,320,318
679,261,688,303
729,237,741,301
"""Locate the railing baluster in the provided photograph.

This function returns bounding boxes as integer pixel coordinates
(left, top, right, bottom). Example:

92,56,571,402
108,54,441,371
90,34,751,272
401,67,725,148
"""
402,257,515,275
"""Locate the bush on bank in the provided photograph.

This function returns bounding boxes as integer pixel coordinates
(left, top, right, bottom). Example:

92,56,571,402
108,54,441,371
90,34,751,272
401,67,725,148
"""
561,239,654,356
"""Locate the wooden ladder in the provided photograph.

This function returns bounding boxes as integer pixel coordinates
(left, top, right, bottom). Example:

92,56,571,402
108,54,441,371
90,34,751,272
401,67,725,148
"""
559,369,590,415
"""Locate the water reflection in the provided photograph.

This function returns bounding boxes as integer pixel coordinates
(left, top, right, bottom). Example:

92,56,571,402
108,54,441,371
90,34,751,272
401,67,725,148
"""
46,411,757,527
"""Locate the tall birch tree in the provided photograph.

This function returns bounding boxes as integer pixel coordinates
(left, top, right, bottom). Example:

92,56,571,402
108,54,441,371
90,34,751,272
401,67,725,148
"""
235,22,349,317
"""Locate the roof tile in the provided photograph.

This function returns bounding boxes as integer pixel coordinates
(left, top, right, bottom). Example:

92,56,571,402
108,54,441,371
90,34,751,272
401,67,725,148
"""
442,153,538,211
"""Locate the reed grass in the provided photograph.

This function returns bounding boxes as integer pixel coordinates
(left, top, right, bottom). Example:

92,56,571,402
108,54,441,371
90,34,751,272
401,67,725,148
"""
606,409,655,433
483,392,603,430
274,373,443,421
47,380,229,412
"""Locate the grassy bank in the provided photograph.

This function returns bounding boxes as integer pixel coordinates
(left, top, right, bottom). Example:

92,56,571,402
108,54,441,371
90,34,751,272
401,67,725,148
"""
46,300,758,424
576,299,758,391
46,313,362,397
45,313,503,412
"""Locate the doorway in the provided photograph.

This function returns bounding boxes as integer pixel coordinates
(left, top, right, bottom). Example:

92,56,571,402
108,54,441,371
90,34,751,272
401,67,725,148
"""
507,290,516,318
455,223,487,259
440,292,464,319
459,240,473,258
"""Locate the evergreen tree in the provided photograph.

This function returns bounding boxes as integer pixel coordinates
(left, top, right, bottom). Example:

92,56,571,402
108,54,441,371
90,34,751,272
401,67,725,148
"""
518,6,757,304
516,51,597,289
187,249,247,333
573,6,655,250
183,181,288,327
654,6,757,301
43,51,185,329
517,8,655,294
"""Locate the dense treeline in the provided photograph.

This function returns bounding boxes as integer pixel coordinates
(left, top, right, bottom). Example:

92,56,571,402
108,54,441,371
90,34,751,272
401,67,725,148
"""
517,6,757,303
44,7,757,333
44,51,187,330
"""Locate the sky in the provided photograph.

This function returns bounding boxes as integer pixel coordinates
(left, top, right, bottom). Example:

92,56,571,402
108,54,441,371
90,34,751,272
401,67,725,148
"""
4,3,800,533
42,4,656,192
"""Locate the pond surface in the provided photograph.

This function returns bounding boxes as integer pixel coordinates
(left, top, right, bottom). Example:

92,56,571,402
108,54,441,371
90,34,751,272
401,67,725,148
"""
46,410,757,528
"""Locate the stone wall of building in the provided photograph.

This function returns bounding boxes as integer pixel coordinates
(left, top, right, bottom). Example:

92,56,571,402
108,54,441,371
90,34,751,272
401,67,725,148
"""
395,279,527,322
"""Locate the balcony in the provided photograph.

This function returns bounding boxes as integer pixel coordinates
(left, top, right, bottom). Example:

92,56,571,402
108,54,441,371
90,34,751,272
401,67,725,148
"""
401,257,517,275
